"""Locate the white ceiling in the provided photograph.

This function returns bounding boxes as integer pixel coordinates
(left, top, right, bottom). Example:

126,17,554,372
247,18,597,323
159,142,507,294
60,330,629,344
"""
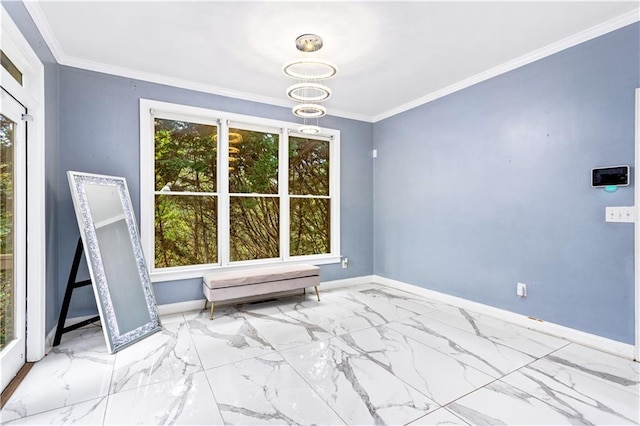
26,1,640,122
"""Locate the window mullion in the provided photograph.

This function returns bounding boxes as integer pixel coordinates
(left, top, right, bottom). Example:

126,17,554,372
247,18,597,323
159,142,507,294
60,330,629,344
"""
280,129,290,261
141,105,156,270
330,135,341,256
219,120,230,266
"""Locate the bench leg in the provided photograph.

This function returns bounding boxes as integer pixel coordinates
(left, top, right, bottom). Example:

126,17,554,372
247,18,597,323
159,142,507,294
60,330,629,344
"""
209,301,215,320
204,299,208,310
314,286,320,302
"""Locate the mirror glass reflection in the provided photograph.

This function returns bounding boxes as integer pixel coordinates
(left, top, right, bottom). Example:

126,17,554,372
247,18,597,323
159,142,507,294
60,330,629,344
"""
68,172,161,353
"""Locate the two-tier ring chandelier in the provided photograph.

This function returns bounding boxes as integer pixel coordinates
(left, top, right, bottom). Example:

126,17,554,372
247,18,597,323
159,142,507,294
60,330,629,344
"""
283,34,337,135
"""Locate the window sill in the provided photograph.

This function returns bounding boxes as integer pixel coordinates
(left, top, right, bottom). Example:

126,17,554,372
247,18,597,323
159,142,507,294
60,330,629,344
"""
149,256,342,283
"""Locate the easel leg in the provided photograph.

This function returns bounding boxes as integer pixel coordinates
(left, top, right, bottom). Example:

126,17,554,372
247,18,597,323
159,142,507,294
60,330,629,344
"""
209,301,215,320
314,286,320,302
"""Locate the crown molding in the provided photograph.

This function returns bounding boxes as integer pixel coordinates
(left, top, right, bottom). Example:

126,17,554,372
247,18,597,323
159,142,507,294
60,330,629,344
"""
22,1,373,123
21,1,64,62
373,9,640,123
23,2,638,125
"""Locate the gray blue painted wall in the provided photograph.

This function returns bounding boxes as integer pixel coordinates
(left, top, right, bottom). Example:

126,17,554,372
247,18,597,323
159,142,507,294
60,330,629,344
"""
5,0,639,344
3,1,60,332
373,23,640,344
57,66,374,318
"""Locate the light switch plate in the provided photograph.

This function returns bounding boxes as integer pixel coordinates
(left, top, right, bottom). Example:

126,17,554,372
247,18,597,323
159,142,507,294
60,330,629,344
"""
605,206,635,223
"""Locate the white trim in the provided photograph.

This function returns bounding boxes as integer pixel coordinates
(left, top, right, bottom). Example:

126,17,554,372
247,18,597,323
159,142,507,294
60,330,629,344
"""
1,5,47,363
219,120,230,267
373,275,636,360
150,255,341,283
24,2,638,124
319,275,374,291
45,325,56,354
21,0,369,123
155,274,374,316
279,129,290,262
21,1,65,63
140,99,341,282
635,88,640,362
0,91,27,391
374,10,640,122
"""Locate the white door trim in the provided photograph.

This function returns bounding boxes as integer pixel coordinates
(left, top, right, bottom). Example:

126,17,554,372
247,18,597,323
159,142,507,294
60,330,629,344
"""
1,5,46,362
635,88,640,362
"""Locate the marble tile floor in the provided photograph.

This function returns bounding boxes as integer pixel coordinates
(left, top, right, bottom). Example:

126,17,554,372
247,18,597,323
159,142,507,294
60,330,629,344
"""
1,283,639,425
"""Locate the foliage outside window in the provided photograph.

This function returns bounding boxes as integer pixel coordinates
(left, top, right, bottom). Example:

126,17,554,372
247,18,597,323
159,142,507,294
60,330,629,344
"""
289,136,330,256
143,100,340,279
0,114,15,349
154,119,218,268
228,127,279,262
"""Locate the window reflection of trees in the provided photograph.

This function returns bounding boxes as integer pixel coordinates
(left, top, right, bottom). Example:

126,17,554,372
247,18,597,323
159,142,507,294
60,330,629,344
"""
0,114,15,349
153,119,331,268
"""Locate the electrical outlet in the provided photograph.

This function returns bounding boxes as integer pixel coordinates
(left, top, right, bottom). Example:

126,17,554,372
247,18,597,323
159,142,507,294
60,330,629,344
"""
341,257,349,269
517,282,527,298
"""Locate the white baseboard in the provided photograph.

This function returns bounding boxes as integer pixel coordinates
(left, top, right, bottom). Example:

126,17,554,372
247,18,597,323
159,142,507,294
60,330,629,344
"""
44,325,56,355
320,275,374,290
157,299,206,316
157,275,375,316
374,275,635,360
57,276,376,328
43,315,102,354
51,273,633,360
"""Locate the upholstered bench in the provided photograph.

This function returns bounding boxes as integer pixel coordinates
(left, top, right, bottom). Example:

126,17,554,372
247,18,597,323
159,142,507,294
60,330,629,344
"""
202,264,320,319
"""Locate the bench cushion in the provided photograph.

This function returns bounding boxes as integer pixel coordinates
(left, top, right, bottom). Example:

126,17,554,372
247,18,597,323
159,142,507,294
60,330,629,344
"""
203,264,320,290
203,275,319,302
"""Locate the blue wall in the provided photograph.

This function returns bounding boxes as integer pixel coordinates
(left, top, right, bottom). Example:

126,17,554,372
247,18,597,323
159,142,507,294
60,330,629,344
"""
5,0,640,344
374,23,640,344
57,67,374,318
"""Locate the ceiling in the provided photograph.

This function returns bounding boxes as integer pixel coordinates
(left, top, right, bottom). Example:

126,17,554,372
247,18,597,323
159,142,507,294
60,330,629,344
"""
25,1,639,122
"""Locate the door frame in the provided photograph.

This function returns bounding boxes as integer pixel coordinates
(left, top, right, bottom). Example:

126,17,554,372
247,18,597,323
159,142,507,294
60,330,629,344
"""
1,5,46,362
633,88,640,362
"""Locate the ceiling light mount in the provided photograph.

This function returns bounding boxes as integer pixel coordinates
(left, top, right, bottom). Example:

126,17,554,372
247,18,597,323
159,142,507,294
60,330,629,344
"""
295,34,324,53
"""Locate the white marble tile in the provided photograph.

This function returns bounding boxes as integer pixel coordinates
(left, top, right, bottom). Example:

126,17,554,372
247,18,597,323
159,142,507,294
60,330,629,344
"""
387,314,535,378
408,408,470,425
1,325,114,421
421,306,569,358
3,397,107,425
280,337,439,425
326,285,446,324
502,360,640,425
547,343,640,396
239,300,336,351
341,325,495,405
103,371,223,425
447,380,579,425
187,308,274,369
205,353,345,425
110,315,202,393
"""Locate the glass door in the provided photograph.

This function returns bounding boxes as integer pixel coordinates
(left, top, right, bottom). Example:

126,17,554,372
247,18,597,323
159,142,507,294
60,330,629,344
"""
0,87,26,392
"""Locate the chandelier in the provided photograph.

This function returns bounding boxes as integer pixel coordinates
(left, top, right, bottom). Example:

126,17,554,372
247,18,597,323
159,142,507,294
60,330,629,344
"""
283,34,337,135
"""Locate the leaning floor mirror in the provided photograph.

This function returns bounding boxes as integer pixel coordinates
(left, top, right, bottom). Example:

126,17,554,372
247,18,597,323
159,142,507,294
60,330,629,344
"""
67,171,161,353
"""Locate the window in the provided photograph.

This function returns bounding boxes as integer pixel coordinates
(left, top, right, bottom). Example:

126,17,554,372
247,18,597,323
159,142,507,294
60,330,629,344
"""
1,50,23,86
140,100,340,281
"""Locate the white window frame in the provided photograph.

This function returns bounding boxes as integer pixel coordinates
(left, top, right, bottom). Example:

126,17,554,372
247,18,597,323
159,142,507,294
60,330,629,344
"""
140,99,340,282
